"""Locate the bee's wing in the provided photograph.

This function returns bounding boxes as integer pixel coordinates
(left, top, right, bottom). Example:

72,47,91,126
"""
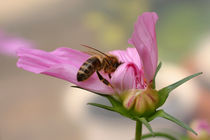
80,44,109,57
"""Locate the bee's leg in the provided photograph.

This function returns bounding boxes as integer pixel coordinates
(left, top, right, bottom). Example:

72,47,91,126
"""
108,73,112,79
96,71,113,88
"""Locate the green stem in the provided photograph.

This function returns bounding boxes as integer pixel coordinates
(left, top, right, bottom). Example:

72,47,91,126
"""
141,132,177,140
135,121,142,140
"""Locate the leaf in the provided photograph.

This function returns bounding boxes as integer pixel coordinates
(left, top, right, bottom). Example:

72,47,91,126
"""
158,72,202,107
137,117,154,136
87,102,116,112
141,132,177,140
152,62,162,89
88,102,135,120
148,110,197,135
72,86,134,119
106,96,122,108
71,86,122,107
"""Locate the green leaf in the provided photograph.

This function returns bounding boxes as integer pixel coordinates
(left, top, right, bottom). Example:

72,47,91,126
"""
148,110,197,135
142,132,177,140
71,86,122,107
72,86,136,119
88,102,136,121
158,72,202,107
137,117,154,136
87,102,116,112
152,62,162,89
106,95,121,107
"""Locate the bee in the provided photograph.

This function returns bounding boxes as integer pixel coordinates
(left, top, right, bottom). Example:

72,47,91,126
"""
77,44,122,88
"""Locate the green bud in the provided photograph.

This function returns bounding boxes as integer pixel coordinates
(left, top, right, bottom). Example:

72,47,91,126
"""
120,89,141,110
120,87,159,117
134,87,159,116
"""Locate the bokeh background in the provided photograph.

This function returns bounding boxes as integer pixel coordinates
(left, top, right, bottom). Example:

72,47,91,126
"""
0,0,210,139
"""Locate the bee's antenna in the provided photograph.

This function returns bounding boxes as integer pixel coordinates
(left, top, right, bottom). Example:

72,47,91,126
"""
80,44,110,58
80,44,112,65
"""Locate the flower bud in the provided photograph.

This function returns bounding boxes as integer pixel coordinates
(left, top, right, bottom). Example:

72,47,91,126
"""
134,87,159,116
120,89,140,110
120,87,159,117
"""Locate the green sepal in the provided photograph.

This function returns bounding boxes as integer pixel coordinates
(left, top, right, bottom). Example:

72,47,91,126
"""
87,96,126,115
105,95,121,108
141,132,177,140
88,101,156,136
148,110,197,135
72,77,199,136
151,62,162,89
71,86,136,118
157,72,202,107
136,117,154,136
87,103,116,112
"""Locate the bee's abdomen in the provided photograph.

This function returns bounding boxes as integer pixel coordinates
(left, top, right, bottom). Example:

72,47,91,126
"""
77,57,101,81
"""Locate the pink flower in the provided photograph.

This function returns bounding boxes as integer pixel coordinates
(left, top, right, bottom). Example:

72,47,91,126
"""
128,12,158,83
0,30,35,56
17,12,158,95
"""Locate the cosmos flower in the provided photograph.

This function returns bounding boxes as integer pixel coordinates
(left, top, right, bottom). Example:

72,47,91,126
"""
17,12,158,97
0,30,35,56
16,12,202,137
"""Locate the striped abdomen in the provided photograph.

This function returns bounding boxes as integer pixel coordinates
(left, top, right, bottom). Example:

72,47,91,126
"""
77,57,101,81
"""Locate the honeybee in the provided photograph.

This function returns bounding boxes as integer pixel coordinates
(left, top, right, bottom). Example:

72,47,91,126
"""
77,44,122,88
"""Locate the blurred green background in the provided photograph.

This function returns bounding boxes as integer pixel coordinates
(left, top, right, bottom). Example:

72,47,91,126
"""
1,0,210,62
0,0,210,140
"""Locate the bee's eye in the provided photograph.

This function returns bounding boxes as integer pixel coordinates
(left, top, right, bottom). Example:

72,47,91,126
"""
113,63,119,68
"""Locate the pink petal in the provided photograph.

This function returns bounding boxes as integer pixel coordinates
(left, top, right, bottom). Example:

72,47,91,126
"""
0,30,35,56
17,47,113,94
109,47,142,70
128,12,158,83
111,62,145,93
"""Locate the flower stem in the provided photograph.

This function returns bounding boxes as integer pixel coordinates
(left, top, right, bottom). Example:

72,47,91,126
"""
141,132,177,140
135,120,142,140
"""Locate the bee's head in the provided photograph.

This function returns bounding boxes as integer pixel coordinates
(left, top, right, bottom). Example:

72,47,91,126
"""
108,55,122,71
